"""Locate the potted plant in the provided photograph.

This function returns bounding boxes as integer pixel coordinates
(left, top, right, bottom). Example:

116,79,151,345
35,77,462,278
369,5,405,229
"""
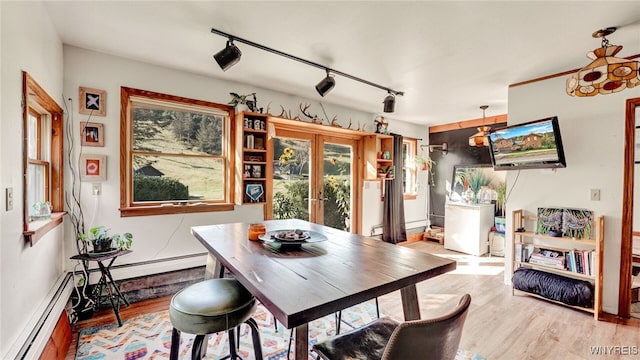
467,170,490,204
414,154,434,171
494,181,507,232
78,226,133,254
228,92,257,112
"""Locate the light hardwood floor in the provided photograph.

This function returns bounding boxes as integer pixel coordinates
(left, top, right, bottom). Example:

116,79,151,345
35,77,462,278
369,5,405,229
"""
67,240,640,360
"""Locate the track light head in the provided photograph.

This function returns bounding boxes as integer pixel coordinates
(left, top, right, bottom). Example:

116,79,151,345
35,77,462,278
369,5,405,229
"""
213,40,242,71
383,93,395,113
315,71,335,97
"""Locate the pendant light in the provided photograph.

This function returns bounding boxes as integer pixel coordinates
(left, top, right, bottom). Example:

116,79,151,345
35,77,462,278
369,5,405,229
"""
468,105,491,147
566,27,640,97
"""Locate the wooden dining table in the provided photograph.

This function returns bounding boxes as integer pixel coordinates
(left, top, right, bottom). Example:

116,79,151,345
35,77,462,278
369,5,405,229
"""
191,219,456,359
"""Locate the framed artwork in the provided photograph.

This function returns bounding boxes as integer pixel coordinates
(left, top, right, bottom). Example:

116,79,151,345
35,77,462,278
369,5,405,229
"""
80,122,104,147
79,87,107,116
79,154,107,181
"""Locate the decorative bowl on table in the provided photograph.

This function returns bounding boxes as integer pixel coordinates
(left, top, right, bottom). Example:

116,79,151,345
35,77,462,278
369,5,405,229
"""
258,229,327,249
273,229,310,241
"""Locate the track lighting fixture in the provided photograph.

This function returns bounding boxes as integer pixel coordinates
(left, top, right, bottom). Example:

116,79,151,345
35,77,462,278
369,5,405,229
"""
315,70,335,97
210,27,404,113
383,92,395,113
213,39,242,72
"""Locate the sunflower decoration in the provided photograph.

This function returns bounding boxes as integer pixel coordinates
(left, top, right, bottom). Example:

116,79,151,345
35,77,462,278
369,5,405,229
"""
279,147,295,166
328,175,337,186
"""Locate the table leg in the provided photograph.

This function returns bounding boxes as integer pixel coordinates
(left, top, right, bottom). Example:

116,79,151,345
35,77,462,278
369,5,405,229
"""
205,254,222,279
294,323,308,359
400,284,420,321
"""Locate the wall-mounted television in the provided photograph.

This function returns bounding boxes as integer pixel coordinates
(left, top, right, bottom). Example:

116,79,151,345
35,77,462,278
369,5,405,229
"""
488,116,566,171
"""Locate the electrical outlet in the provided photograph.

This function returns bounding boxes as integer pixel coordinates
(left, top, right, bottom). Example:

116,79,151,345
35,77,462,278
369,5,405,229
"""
590,189,600,201
92,183,101,196
6,187,13,211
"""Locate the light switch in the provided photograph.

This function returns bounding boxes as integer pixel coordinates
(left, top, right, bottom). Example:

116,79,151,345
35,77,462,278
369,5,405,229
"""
590,189,600,201
6,187,13,211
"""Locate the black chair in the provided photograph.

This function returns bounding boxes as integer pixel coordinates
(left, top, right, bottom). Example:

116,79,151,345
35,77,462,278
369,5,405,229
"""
313,294,471,360
169,278,263,360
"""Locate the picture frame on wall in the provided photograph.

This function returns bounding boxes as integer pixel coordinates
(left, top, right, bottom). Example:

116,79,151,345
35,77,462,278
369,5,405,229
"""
80,122,104,147
79,87,107,116
79,154,107,181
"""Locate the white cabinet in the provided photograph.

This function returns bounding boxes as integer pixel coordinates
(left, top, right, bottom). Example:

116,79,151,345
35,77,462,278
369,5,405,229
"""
444,203,494,256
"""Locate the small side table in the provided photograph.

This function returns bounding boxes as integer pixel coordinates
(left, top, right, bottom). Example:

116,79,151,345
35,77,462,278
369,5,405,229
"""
70,249,132,326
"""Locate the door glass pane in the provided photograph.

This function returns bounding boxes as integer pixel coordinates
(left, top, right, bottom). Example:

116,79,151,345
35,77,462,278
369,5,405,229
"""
323,143,352,231
272,137,310,221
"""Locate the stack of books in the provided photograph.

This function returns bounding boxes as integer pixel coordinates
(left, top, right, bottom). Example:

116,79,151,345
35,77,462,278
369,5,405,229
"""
528,249,565,270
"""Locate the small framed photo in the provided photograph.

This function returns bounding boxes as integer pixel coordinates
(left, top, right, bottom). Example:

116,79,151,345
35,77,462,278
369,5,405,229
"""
79,87,106,116
79,154,106,181
80,122,104,147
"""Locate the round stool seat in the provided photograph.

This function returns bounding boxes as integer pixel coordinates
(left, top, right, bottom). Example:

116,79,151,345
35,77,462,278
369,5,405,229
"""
169,278,256,335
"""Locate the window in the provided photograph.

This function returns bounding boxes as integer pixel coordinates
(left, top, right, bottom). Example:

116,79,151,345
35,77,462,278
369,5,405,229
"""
120,87,236,216
402,138,418,198
23,72,65,245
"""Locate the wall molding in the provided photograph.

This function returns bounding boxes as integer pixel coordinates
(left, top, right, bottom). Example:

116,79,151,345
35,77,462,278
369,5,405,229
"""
429,114,507,133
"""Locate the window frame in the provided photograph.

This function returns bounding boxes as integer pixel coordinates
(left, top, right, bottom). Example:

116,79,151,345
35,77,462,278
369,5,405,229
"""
402,138,418,199
22,72,65,245
119,87,236,217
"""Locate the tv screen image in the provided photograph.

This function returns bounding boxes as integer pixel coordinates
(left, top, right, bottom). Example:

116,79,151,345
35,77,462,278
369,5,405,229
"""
488,116,566,170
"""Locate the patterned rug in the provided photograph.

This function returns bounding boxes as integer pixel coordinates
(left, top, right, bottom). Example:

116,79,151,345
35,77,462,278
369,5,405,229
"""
76,302,484,359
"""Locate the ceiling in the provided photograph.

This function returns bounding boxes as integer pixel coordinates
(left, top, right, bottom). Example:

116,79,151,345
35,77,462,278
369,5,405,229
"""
43,1,640,126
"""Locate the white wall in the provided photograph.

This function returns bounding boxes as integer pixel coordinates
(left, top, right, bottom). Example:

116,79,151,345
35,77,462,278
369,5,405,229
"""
506,76,640,315
62,46,430,273
0,2,65,357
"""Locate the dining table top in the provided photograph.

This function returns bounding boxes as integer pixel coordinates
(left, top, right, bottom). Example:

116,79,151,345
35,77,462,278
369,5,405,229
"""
191,219,457,329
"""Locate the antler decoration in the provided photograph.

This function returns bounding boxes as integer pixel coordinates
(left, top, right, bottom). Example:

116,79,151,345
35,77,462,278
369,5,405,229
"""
278,105,299,120
299,103,324,124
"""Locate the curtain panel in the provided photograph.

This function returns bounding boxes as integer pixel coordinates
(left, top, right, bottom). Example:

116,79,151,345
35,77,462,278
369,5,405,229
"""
382,134,406,244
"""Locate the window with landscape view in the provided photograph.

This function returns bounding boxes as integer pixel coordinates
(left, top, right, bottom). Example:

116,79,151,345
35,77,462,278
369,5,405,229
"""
120,87,235,216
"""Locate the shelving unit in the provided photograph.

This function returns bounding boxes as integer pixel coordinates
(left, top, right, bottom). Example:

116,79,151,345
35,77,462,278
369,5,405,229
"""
511,209,604,319
363,134,394,180
236,112,269,204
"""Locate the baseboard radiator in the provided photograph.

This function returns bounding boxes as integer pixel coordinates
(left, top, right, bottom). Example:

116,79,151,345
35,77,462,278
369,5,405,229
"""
12,253,208,359
370,219,428,239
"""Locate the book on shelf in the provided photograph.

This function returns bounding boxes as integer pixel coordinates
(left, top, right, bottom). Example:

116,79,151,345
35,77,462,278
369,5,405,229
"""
563,249,595,275
515,243,535,263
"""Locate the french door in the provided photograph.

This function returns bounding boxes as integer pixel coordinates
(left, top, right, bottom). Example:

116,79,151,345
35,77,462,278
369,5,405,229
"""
269,128,357,231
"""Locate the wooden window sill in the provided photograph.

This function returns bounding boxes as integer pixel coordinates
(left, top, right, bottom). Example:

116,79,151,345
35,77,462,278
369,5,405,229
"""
119,203,234,217
404,194,417,200
24,212,66,246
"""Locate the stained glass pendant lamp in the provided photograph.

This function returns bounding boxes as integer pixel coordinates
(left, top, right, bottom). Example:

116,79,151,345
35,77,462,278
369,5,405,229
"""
566,27,640,97
469,105,491,147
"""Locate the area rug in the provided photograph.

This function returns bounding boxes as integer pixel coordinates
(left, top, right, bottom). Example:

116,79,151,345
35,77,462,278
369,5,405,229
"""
76,301,484,359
